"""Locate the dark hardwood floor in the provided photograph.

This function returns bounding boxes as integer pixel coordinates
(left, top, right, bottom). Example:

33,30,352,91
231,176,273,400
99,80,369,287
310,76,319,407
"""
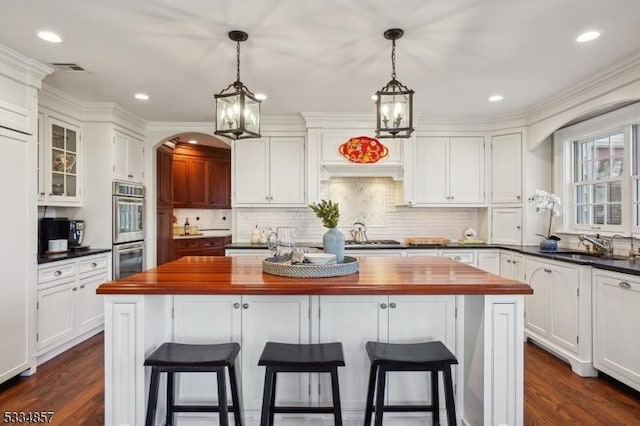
0,334,638,425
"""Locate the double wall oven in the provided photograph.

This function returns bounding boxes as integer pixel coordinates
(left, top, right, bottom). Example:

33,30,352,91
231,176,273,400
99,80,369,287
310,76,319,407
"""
112,181,145,279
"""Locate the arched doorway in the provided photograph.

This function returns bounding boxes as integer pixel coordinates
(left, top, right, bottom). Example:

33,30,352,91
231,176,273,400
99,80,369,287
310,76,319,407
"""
156,132,231,265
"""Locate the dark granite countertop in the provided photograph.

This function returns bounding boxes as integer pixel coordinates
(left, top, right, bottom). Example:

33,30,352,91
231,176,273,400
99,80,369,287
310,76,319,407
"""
38,248,112,265
224,242,640,275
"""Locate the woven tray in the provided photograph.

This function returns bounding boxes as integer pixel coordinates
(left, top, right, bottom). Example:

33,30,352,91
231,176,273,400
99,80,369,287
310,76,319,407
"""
404,237,450,246
262,256,359,278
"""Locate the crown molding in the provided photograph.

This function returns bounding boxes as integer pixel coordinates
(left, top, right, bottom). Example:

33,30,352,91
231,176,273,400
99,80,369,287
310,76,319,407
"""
83,102,147,136
40,84,146,135
0,43,53,88
301,112,375,129
39,84,85,122
526,51,640,126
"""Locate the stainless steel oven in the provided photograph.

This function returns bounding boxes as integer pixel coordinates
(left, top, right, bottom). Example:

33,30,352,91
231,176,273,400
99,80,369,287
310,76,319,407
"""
113,181,145,244
113,241,145,279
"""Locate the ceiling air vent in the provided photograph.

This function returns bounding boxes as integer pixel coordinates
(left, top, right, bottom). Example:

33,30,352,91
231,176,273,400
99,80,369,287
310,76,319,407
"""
51,63,87,72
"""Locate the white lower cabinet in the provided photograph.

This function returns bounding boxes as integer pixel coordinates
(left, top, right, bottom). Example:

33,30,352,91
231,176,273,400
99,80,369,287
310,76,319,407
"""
173,295,310,423
523,256,595,376
476,250,500,274
36,253,110,360
593,270,640,392
318,295,456,424
500,252,525,281
171,294,456,424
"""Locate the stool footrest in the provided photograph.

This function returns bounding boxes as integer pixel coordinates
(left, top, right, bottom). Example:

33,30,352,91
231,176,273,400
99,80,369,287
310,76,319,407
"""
171,405,237,413
377,404,435,412
272,406,336,414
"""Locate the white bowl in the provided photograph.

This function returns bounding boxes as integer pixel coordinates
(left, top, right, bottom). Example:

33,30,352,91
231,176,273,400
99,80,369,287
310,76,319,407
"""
304,253,336,264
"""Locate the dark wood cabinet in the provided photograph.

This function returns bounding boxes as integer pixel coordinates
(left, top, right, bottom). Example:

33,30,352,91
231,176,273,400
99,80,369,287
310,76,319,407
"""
157,145,174,266
173,236,231,259
211,158,231,208
172,154,211,208
172,144,230,209
157,145,173,209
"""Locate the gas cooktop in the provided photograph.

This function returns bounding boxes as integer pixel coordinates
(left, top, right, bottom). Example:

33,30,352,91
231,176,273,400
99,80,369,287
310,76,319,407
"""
344,239,401,246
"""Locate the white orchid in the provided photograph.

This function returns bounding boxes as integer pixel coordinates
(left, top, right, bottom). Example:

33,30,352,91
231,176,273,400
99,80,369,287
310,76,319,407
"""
528,190,562,240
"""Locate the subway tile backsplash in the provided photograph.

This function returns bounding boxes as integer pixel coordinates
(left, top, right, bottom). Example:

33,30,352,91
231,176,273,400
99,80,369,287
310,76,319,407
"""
174,209,232,230
234,177,479,242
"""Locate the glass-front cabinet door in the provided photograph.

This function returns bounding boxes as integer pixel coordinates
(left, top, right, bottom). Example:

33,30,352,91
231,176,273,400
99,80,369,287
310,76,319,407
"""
40,116,81,206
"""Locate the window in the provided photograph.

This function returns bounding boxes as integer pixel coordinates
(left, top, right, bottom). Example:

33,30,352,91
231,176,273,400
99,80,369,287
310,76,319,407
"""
633,125,640,230
573,130,624,228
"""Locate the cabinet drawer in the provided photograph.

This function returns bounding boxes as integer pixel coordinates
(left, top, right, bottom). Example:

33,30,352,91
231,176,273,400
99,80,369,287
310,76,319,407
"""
174,239,201,249
79,255,109,275
38,261,76,285
441,251,475,264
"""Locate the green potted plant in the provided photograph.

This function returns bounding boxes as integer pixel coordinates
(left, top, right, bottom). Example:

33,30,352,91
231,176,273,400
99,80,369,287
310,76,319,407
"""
309,199,345,262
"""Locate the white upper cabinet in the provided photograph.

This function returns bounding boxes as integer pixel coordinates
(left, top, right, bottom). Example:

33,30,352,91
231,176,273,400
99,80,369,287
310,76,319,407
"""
38,114,82,206
412,136,485,205
233,136,305,206
491,207,522,245
112,131,144,183
491,133,522,204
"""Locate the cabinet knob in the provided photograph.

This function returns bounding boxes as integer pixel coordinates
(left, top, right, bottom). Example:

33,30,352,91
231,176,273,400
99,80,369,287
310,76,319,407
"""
242,303,249,309
516,195,521,200
380,303,387,309
80,284,85,289
543,268,552,273
40,192,45,196
54,270,62,276
507,259,512,263
91,262,97,268
516,225,521,230
72,287,78,291
619,281,631,289
450,196,454,200
233,302,240,309
128,174,133,178
389,302,397,309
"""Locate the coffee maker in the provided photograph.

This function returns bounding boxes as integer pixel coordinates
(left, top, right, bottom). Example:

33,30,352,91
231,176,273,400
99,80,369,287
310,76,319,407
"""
39,218,70,254
69,220,85,250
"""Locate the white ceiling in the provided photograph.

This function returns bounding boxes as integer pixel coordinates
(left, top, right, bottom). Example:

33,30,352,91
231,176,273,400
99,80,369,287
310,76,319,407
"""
2,0,640,123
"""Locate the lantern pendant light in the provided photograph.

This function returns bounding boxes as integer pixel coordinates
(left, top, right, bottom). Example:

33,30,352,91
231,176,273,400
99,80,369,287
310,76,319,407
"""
375,28,414,139
214,30,261,139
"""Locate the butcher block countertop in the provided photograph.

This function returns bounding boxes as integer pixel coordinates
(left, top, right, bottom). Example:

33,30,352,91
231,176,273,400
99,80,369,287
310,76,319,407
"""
97,256,532,296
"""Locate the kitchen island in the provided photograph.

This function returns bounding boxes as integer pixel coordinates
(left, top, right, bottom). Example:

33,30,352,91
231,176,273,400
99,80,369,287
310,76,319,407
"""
97,256,532,426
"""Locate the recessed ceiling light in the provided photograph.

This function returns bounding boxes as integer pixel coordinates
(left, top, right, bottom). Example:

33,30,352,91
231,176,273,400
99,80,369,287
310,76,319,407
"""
489,94,504,102
255,93,267,101
134,93,149,101
37,31,62,43
188,139,198,144
576,30,600,43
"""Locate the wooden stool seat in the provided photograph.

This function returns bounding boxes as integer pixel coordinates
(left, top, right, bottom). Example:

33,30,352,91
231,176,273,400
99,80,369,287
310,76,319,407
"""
258,342,345,426
364,341,458,426
144,342,242,426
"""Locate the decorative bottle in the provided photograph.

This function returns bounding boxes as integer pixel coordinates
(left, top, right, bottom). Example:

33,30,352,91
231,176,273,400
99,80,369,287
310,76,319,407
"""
323,227,345,263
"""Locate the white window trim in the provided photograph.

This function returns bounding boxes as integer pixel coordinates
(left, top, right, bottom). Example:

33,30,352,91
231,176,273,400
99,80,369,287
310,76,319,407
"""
553,103,640,237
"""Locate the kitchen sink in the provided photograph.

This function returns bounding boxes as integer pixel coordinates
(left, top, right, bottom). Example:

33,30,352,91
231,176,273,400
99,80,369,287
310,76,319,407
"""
550,251,626,261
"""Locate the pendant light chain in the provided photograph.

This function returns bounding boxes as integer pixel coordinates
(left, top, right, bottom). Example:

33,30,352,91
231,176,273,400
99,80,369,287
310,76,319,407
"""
391,39,396,80
236,40,241,82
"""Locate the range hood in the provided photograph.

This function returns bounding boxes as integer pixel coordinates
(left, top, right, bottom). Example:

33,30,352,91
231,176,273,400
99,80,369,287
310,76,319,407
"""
320,163,404,181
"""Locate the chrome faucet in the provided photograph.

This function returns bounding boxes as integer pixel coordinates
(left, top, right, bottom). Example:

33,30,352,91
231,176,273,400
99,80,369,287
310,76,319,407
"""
578,234,613,256
612,234,639,260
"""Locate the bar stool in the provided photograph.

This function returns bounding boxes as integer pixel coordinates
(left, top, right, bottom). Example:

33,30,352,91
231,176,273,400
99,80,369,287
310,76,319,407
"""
144,342,242,426
363,341,458,426
258,342,345,426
